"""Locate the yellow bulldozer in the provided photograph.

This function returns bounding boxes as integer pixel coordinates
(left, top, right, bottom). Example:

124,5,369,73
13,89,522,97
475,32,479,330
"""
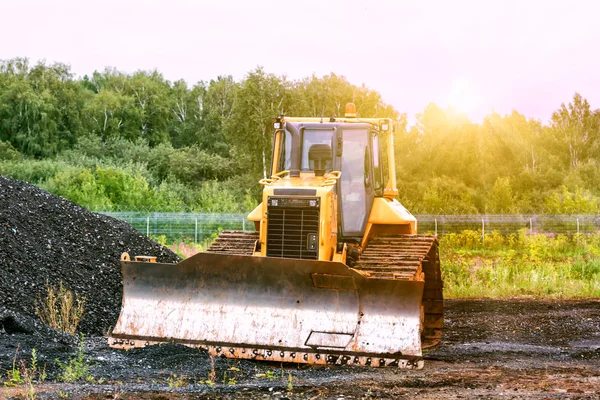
109,103,443,369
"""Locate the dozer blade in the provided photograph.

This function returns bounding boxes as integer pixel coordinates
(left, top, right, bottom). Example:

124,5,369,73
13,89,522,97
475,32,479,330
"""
109,252,424,368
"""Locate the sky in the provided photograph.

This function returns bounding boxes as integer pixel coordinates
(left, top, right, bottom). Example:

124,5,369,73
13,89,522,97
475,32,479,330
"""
1,0,599,123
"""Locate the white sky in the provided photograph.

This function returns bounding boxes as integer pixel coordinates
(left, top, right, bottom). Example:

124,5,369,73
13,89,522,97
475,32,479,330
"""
1,0,599,123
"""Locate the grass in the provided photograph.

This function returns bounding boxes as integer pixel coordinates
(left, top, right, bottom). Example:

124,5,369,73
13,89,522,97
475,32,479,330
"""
440,231,600,298
36,281,86,334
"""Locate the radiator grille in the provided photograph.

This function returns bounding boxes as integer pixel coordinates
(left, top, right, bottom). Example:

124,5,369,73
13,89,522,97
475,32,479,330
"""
266,200,320,260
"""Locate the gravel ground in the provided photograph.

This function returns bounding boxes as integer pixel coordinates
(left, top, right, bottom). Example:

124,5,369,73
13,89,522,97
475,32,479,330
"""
0,176,180,335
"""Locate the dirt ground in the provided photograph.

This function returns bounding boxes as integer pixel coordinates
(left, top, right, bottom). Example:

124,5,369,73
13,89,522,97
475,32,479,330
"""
1,299,599,399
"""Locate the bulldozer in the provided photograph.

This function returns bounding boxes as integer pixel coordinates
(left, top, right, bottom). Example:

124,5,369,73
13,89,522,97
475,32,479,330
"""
109,103,443,369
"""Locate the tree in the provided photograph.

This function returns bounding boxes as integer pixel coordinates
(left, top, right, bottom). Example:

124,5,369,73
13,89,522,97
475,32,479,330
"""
290,73,399,119
168,79,205,148
199,76,238,156
549,93,600,168
84,88,140,141
0,59,85,157
224,68,290,178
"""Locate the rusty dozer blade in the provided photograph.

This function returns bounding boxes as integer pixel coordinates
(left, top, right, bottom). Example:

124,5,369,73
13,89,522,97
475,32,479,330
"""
109,253,424,368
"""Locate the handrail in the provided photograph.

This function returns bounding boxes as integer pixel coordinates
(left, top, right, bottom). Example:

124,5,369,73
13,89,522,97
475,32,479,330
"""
260,170,290,185
321,170,342,187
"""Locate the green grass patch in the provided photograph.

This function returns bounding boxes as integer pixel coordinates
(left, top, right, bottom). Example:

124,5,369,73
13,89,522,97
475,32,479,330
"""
441,231,600,298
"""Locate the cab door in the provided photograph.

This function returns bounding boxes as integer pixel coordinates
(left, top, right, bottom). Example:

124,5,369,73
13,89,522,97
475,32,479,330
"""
338,127,375,239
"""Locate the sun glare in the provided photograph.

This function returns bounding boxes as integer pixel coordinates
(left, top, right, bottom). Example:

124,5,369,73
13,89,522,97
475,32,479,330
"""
444,78,480,116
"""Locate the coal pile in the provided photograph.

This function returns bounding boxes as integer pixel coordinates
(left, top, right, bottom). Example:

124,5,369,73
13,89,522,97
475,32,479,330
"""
0,175,180,335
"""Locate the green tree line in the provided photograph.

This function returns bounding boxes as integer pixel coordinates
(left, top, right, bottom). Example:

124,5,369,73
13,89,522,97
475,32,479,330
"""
1,57,599,213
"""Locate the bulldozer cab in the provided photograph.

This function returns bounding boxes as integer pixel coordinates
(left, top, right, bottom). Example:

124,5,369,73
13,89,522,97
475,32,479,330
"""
273,121,386,240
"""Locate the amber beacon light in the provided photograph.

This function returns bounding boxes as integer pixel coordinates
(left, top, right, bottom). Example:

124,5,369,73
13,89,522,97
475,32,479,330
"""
344,102,357,118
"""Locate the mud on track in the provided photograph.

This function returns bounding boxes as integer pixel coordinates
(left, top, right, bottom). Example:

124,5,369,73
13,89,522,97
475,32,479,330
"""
1,299,599,399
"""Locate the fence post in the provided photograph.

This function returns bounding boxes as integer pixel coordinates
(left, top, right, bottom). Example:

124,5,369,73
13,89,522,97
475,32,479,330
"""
195,218,198,244
434,218,438,236
577,218,580,234
242,218,246,231
146,216,150,237
529,218,533,235
481,218,485,243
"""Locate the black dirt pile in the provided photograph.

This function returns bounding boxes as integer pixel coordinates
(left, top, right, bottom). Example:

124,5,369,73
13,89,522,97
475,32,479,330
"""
0,175,180,335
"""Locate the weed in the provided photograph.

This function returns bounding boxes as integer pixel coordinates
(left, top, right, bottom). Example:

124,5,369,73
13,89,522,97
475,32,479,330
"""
58,390,69,399
36,281,86,334
255,369,277,381
20,360,36,400
222,371,229,385
2,347,47,399
21,348,46,400
287,372,293,392
31,349,46,383
4,345,23,387
56,334,93,382
224,366,240,385
224,373,236,385
103,325,114,337
167,373,187,388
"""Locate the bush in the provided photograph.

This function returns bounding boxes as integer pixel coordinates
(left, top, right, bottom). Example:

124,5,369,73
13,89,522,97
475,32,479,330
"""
42,167,112,210
0,159,67,183
544,185,599,214
0,140,20,161
148,144,237,184
36,282,86,334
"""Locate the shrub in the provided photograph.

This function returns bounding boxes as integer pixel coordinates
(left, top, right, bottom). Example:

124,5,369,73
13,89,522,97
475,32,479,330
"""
0,140,20,161
36,282,86,335
0,159,66,183
42,167,112,210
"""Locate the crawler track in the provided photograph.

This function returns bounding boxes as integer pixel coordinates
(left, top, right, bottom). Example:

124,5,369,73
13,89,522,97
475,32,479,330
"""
355,235,443,349
208,231,444,350
207,230,258,255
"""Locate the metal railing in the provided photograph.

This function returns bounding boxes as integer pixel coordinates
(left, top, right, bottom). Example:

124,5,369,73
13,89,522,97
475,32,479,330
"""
99,212,600,243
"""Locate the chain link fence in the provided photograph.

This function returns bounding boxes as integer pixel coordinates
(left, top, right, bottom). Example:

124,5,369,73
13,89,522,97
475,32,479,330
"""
101,212,250,243
99,212,600,243
417,214,600,236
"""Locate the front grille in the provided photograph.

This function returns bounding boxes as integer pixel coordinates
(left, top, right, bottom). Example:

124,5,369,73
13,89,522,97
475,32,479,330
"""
266,198,320,260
